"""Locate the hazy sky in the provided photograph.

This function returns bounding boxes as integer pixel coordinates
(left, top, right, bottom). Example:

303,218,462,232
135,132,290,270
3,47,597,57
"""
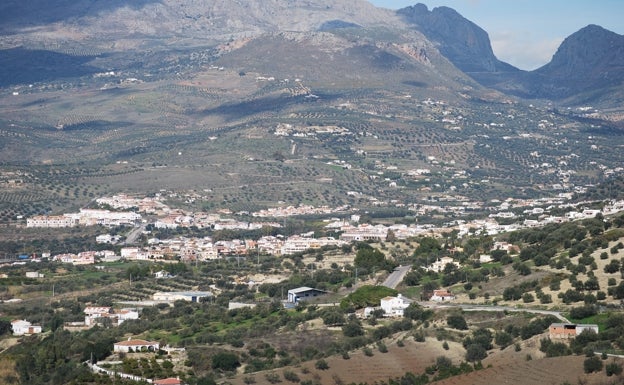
368,0,624,70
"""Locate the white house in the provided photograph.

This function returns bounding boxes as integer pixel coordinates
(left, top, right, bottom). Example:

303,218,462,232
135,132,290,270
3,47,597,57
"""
113,338,160,353
380,294,411,317
12,320,42,335
153,291,212,303
426,256,460,273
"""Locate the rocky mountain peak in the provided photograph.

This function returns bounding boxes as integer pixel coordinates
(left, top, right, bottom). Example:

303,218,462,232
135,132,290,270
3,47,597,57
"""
397,3,517,73
538,24,624,77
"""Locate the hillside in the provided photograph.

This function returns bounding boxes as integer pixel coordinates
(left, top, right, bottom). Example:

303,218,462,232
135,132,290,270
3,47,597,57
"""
0,2,623,217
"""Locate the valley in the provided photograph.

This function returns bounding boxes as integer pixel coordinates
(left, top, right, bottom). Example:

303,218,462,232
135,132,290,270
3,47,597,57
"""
1,1,624,385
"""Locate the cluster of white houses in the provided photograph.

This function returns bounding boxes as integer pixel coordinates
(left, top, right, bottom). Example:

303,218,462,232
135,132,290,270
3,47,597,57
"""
27,209,141,228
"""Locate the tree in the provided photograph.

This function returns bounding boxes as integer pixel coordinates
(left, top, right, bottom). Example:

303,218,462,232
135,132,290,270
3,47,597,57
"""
321,308,345,326
465,343,487,362
404,303,432,322
342,320,364,337
211,352,240,372
446,314,468,330
0,319,12,335
495,331,513,349
354,247,394,273
414,237,441,256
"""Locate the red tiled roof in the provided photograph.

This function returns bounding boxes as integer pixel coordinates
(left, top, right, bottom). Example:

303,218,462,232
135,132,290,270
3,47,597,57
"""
154,378,182,385
114,339,157,346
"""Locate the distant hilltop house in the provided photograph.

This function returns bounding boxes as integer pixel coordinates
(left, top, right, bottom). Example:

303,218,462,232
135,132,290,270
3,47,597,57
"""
549,323,599,339
430,289,455,302
380,294,412,317
12,320,42,336
113,338,160,353
153,291,212,303
287,287,327,304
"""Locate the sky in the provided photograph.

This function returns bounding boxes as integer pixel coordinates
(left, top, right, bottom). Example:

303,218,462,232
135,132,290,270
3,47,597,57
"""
368,0,624,70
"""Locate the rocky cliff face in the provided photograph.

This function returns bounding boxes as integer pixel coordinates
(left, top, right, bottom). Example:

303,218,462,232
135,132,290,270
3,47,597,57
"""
397,3,517,73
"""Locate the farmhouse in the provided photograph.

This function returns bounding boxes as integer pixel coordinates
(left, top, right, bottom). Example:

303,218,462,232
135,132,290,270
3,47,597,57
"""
113,338,160,353
430,289,455,302
287,287,327,303
12,320,42,335
153,291,212,303
549,323,599,339
380,294,411,317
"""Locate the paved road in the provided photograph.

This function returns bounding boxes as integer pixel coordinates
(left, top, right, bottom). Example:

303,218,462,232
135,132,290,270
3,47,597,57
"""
124,224,145,245
382,265,411,289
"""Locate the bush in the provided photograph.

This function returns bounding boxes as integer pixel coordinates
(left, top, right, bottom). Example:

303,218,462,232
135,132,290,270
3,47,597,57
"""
446,314,468,330
584,356,603,373
314,359,329,370
606,362,623,376
265,372,282,384
283,370,300,383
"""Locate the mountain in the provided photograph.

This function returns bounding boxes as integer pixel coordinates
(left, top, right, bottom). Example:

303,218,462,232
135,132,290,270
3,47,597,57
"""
532,25,624,98
0,0,398,48
397,3,518,74
1,0,624,214
470,24,624,104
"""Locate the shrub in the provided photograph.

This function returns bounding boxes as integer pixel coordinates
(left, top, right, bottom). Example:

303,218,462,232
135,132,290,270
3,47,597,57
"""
265,372,282,384
314,359,329,370
283,370,300,383
446,314,468,330
606,362,623,376
584,356,603,373
465,344,487,362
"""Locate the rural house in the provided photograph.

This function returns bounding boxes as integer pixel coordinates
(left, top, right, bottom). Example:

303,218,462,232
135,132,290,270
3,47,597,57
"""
11,320,42,336
549,323,599,339
380,294,411,317
113,338,160,353
430,289,455,302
